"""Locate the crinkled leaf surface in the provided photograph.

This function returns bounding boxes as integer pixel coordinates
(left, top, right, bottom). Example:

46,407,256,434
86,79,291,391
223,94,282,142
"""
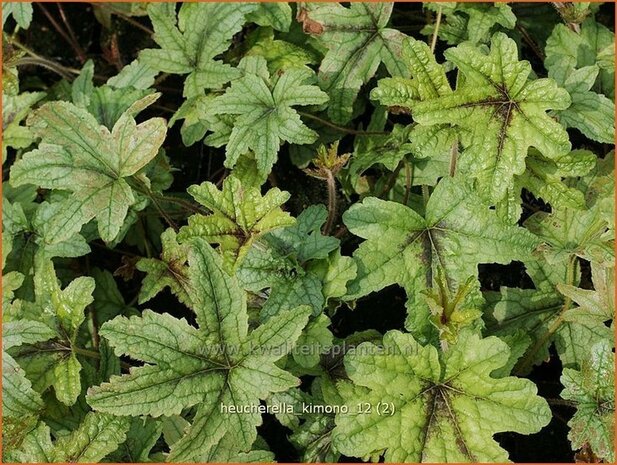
136,228,191,306
140,3,255,97
485,256,613,374
497,149,597,223
2,320,56,418
12,260,95,406
298,2,409,123
179,174,294,271
10,97,166,243
210,56,328,175
422,2,516,45
545,18,615,99
333,331,551,462
343,177,539,340
412,32,571,202
2,91,44,161
561,341,615,462
87,238,310,461
238,205,340,319
14,413,130,463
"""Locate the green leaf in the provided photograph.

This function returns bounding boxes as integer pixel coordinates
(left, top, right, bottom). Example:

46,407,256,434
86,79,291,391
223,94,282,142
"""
10,97,166,243
525,202,614,267
298,3,409,123
107,417,163,462
2,91,45,161
558,261,614,325
136,228,191,306
561,341,615,462
332,331,551,462
545,18,615,99
555,65,615,143
412,32,571,202
17,413,131,463
179,174,294,271
485,257,612,373
106,59,158,90
140,3,255,97
497,149,597,223
422,2,516,45
2,321,56,418
245,28,318,74
2,2,33,29
10,421,53,463
246,3,292,32
343,177,539,340
87,238,311,461
91,268,138,326
210,56,328,175
10,260,95,406
238,205,340,319
292,313,333,369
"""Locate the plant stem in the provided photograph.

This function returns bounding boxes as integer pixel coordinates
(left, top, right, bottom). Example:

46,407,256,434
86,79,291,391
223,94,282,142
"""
10,38,107,81
403,160,413,205
37,3,86,63
449,139,458,177
377,160,403,199
323,170,337,236
298,111,389,136
515,256,578,375
73,346,132,371
14,57,74,81
516,24,545,61
422,184,430,205
430,5,443,53
56,3,86,63
546,398,576,408
115,12,154,35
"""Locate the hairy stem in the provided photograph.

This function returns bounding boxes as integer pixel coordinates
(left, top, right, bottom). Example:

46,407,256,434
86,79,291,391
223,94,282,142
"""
422,184,430,206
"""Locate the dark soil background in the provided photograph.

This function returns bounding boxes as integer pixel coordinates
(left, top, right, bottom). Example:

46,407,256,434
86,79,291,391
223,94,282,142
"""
3,2,615,463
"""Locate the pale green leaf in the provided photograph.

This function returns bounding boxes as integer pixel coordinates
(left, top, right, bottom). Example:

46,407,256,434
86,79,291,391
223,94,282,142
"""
87,239,310,461
179,174,294,270
210,56,328,175
561,341,615,462
136,228,191,306
52,412,130,462
298,3,409,123
107,59,158,90
343,177,539,340
10,98,166,243
413,32,571,202
140,3,255,97
2,2,33,29
422,2,516,45
333,331,551,462
238,205,340,318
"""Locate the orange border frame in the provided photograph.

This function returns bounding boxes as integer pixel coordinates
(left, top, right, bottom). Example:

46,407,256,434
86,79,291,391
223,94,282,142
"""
0,1,614,464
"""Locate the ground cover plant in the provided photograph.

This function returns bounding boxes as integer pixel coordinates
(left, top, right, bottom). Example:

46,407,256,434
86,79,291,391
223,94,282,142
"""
1,1,615,463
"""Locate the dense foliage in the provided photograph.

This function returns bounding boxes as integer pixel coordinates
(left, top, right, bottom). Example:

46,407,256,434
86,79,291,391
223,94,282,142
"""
2,2,615,463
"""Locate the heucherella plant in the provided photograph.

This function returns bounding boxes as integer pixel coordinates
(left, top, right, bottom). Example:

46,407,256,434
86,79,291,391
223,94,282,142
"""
2,2,614,463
